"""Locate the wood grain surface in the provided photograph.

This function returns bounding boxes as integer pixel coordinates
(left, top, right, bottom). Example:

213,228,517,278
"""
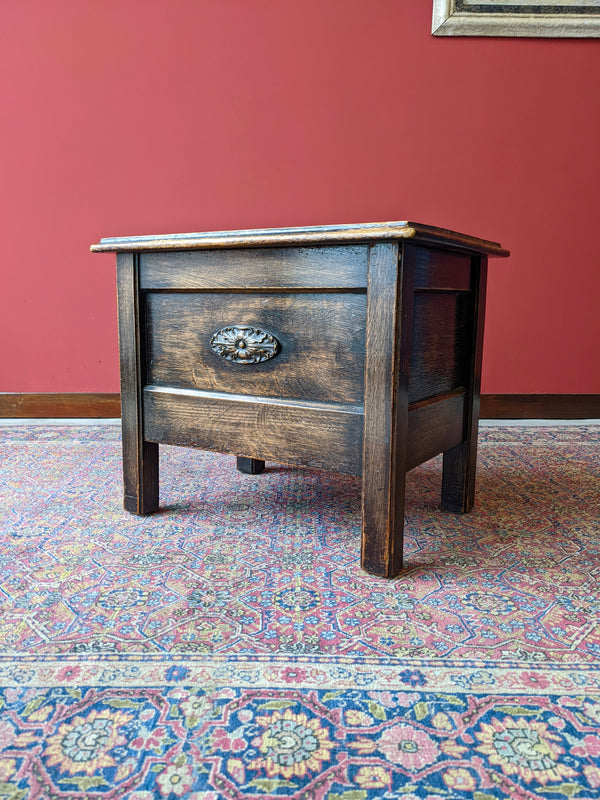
361,241,410,577
406,390,465,471
143,386,363,475
139,245,368,290
413,247,471,291
145,291,367,405
409,291,472,404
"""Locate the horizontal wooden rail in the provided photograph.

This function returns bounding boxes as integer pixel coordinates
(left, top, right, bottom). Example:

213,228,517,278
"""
143,386,363,474
406,390,465,471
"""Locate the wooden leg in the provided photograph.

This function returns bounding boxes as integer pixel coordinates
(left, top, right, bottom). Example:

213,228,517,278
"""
122,439,159,514
236,457,265,474
117,251,159,515
442,255,487,516
361,452,408,578
441,439,477,513
360,241,414,578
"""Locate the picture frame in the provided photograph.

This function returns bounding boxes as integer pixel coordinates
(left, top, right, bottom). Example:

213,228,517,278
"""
432,1,600,37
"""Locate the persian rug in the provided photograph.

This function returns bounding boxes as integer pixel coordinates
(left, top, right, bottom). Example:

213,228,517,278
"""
0,423,599,799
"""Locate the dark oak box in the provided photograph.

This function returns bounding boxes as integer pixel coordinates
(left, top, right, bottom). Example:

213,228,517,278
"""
92,221,508,577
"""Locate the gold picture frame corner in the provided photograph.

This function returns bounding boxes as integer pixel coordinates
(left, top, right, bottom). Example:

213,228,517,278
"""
431,1,600,38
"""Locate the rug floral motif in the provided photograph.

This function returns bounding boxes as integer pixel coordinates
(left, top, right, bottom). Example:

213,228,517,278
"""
0,424,599,798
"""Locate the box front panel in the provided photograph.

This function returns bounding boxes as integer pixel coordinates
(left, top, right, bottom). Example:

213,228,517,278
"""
144,291,366,407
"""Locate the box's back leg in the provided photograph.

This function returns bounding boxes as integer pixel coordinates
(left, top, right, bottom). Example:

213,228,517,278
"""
236,457,265,474
441,256,487,513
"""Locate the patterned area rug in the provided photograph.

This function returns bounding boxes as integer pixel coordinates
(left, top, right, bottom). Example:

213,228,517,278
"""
0,423,599,799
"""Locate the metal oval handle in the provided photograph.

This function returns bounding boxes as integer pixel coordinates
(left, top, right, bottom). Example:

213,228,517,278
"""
210,325,280,364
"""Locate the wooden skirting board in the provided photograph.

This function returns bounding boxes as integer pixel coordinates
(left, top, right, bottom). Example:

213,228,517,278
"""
0,393,598,420
0,393,121,418
480,394,600,420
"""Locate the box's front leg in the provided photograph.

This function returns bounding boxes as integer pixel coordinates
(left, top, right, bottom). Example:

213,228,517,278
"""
361,242,414,578
116,252,159,515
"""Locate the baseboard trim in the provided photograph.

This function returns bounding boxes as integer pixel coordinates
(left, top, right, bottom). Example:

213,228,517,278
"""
480,394,600,420
0,393,598,420
0,393,121,418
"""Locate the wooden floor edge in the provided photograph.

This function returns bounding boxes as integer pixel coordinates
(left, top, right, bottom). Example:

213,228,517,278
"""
0,393,598,420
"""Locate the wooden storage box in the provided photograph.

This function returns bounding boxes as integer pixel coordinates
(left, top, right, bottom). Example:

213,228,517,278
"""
92,221,508,578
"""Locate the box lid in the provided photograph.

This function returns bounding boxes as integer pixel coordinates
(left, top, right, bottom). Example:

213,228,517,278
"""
91,220,509,257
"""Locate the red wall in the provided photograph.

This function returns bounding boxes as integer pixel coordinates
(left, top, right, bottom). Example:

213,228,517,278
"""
2,0,599,394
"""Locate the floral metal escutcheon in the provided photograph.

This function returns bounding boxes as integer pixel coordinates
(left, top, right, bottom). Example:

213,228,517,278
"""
210,325,280,364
